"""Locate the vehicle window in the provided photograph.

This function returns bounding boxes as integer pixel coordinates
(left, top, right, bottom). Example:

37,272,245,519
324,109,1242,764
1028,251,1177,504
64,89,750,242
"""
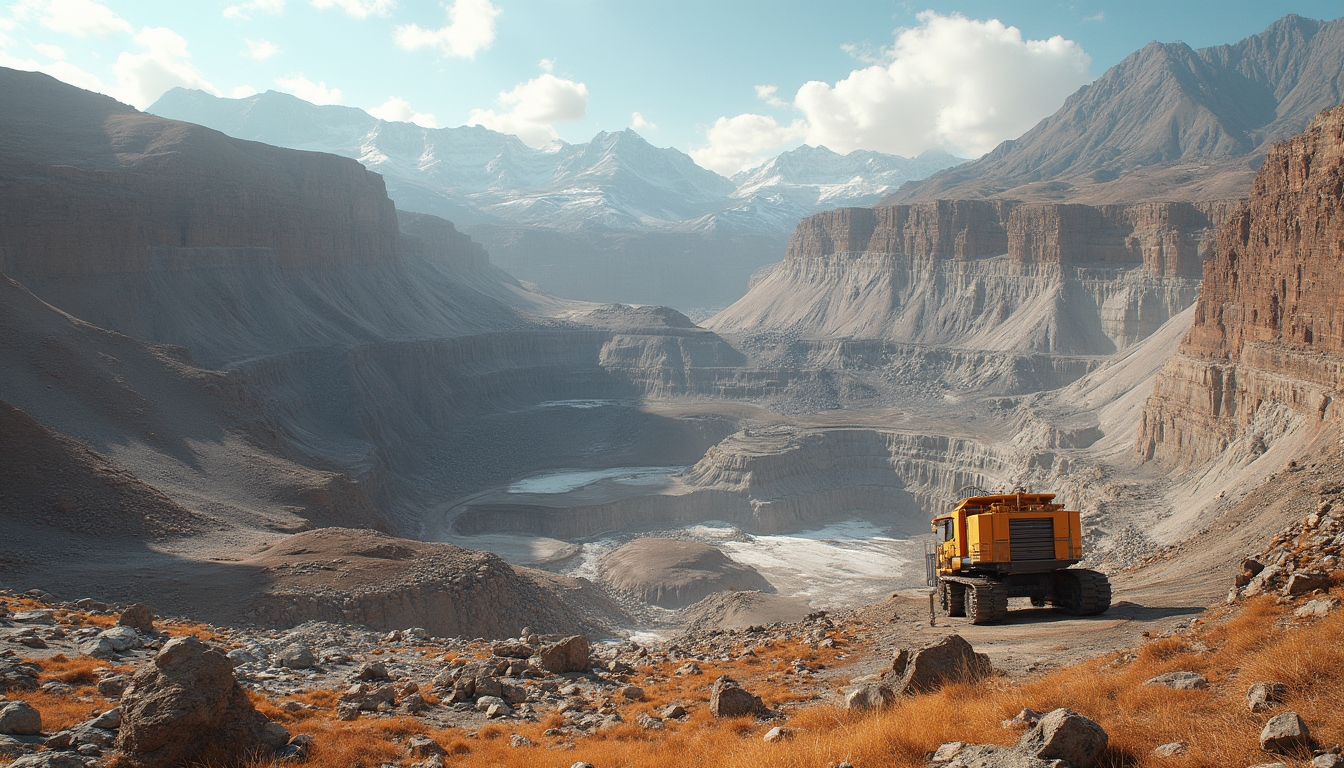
939,520,954,541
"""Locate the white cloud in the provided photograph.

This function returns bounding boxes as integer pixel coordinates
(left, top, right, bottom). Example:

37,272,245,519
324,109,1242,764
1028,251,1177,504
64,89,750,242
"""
223,0,285,20
275,73,342,104
369,96,438,128
0,49,105,91
393,0,499,59
630,111,656,131
692,11,1090,174
242,38,280,60
311,0,395,19
33,42,65,59
10,0,132,37
794,12,1090,158
754,84,787,108
467,71,588,148
538,58,553,73
113,26,220,109
689,114,806,176
232,85,258,98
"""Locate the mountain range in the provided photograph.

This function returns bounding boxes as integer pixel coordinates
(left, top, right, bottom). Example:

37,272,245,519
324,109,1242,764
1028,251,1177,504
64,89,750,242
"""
147,88,965,234
892,14,1344,204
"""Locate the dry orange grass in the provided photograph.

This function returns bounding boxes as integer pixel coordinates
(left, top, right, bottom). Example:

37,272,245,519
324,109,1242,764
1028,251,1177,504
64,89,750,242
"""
0,655,131,733
7,591,1340,768
246,591,1342,768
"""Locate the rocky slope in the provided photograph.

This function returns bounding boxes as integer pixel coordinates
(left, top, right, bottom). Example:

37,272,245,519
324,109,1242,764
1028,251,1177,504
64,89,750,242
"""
0,69,752,630
1140,104,1344,468
891,14,1344,204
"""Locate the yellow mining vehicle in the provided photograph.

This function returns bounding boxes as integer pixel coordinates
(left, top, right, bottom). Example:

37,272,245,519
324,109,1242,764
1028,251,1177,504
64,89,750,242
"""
925,490,1111,624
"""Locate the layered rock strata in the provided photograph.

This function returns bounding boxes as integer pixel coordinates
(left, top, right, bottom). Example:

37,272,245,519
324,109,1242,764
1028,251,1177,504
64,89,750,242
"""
1140,105,1344,466
709,200,1224,366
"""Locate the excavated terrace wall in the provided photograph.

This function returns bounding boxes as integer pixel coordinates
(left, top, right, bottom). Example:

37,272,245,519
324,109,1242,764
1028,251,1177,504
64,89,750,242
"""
452,426,1015,538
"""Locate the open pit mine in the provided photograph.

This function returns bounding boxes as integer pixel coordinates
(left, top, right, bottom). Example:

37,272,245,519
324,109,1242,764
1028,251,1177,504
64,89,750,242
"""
1,12,1343,768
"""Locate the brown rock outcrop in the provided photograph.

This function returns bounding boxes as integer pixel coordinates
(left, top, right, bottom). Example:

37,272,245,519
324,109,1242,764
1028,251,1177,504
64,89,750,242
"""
708,676,768,718
537,635,590,673
885,634,992,694
114,636,275,768
1140,105,1344,465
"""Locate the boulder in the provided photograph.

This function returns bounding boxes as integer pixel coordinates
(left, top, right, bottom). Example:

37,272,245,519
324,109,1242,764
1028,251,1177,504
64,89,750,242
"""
763,726,792,743
406,735,445,758
0,701,41,735
353,662,390,681
1017,708,1108,768
98,626,142,652
619,685,644,701
1002,708,1042,729
97,675,127,698
660,703,687,719
932,742,966,762
90,707,121,729
0,661,40,692
79,638,116,660
1313,754,1344,768
114,635,279,768
709,676,766,718
1283,570,1331,596
1259,711,1310,754
492,641,535,659
1243,564,1285,597
885,634,991,695
1144,671,1208,690
1247,681,1288,712
1295,597,1338,618
116,604,155,634
276,643,316,669
538,635,590,673
844,682,894,711
1153,741,1186,756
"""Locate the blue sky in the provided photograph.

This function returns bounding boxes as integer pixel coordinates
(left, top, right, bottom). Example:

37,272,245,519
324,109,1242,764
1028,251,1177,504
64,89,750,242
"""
1,1,1340,175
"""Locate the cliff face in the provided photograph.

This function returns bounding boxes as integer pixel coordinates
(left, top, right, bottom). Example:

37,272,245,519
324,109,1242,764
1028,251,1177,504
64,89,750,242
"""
1139,105,1344,466
708,200,1226,359
783,201,1225,277
0,69,400,277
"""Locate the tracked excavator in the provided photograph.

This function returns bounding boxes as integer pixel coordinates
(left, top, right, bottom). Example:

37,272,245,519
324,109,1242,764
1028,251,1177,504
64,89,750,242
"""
926,490,1111,624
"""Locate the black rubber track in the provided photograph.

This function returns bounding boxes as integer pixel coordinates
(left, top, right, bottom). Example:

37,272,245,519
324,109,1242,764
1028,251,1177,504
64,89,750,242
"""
1055,569,1113,616
939,580,967,617
966,580,1009,624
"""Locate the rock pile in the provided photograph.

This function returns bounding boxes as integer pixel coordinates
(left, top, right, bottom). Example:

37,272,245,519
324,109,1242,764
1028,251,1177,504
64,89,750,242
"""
1231,496,1343,602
